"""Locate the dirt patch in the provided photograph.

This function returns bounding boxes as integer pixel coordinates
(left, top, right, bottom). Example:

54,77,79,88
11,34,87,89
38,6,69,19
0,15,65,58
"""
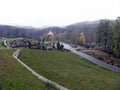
81,49,120,68
81,50,107,56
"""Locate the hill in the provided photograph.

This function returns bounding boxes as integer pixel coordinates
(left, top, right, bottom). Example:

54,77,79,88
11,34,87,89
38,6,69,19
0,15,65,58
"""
0,20,100,42
0,20,116,43
19,49,120,90
0,49,57,90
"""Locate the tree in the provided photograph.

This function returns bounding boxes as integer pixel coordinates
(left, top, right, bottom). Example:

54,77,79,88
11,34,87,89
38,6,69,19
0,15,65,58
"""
80,32,86,44
51,34,55,42
93,33,97,43
71,32,78,44
113,17,120,57
63,31,71,42
96,19,113,51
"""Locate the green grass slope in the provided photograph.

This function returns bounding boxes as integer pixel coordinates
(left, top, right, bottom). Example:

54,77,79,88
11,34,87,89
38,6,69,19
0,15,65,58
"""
0,49,57,90
19,49,120,90
0,39,5,48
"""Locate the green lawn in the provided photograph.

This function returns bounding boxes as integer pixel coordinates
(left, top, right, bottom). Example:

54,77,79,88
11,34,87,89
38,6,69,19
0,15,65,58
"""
19,49,120,90
7,38,23,41
0,49,57,90
0,42,5,48
0,39,6,48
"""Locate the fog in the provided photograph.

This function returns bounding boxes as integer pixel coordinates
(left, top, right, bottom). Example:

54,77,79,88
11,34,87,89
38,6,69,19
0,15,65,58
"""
0,0,119,27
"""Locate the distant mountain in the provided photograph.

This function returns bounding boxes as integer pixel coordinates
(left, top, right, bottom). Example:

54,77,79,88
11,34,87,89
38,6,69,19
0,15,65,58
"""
0,20,113,42
0,24,33,38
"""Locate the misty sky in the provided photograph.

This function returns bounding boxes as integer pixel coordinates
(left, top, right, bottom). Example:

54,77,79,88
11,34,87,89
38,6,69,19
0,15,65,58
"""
0,0,119,27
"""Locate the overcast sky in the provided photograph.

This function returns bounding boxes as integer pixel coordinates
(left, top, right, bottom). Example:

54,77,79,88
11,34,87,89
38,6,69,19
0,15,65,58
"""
0,0,119,27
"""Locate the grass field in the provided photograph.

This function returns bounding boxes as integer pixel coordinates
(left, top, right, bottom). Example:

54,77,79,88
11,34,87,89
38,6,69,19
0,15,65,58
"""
0,39,5,48
0,49,57,90
19,49,120,90
0,42,4,48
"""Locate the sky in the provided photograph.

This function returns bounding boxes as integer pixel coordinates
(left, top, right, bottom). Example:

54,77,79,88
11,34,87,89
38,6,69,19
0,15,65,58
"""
0,0,119,27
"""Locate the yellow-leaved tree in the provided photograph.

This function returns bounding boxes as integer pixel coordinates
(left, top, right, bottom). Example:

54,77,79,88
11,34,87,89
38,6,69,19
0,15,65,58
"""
80,32,86,44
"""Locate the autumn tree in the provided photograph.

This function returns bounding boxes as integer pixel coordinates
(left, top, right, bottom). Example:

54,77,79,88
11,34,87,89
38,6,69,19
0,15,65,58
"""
71,32,78,44
80,32,86,44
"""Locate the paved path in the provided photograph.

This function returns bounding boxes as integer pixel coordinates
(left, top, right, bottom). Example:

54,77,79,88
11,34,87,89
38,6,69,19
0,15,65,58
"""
4,40,10,48
13,49,69,90
62,43,120,72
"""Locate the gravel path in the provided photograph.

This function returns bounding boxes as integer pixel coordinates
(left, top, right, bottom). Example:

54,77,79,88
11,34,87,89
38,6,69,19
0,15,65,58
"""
62,43,120,72
13,49,69,90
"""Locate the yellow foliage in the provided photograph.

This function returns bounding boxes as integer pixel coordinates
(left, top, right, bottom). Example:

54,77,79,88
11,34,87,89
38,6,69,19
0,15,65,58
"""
80,33,86,44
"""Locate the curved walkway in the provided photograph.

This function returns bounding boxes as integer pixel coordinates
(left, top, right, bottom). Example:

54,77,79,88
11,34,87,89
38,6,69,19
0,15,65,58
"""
4,40,10,48
13,49,69,90
62,43,120,72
